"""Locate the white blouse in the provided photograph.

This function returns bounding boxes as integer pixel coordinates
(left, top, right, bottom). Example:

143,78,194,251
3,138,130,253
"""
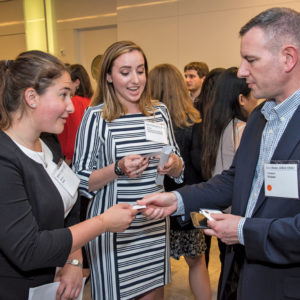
15,139,78,218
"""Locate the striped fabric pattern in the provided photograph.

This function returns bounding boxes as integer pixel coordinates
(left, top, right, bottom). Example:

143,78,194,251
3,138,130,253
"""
73,103,182,300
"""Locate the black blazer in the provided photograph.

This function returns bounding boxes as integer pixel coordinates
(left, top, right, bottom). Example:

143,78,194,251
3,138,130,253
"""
178,103,300,300
0,131,74,300
164,123,203,191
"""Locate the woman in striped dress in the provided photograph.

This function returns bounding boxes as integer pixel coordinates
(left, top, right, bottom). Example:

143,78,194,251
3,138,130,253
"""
73,41,183,300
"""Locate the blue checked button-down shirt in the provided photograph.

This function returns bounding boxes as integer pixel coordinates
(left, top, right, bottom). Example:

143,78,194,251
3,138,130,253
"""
238,89,300,245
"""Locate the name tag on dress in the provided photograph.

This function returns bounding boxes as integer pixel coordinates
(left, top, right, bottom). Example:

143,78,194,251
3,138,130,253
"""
144,120,169,144
54,160,80,197
264,162,299,199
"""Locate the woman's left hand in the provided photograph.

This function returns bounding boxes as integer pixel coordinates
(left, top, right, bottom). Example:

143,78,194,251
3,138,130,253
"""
157,153,183,178
118,154,149,178
55,264,83,300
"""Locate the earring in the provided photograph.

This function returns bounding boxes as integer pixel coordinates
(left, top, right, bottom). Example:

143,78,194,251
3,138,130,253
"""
30,103,36,108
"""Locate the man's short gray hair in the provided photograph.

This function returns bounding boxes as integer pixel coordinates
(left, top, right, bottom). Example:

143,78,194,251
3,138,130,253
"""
240,7,300,51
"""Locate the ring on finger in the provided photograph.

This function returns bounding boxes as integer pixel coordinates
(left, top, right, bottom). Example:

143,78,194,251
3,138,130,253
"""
136,170,139,175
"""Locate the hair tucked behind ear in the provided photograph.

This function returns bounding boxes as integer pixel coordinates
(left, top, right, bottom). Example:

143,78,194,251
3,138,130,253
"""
0,50,67,130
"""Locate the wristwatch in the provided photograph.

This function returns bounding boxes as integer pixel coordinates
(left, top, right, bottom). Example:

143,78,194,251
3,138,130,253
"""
114,159,124,176
66,259,83,268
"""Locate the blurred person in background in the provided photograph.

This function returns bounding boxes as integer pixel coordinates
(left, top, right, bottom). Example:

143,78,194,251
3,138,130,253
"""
201,67,259,181
191,67,226,266
149,63,211,300
58,64,93,166
199,67,259,293
184,61,209,105
58,63,94,280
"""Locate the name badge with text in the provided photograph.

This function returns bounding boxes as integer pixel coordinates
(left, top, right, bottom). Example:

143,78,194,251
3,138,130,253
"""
54,161,80,197
264,163,299,199
144,120,169,144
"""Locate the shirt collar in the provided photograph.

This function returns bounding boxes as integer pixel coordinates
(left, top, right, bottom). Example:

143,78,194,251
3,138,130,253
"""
261,88,300,121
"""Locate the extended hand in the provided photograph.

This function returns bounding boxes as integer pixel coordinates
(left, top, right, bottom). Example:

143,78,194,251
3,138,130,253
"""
204,213,242,245
137,192,178,219
101,203,138,232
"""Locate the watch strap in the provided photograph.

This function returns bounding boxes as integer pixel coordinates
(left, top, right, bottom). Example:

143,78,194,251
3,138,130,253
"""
66,259,83,268
114,159,124,176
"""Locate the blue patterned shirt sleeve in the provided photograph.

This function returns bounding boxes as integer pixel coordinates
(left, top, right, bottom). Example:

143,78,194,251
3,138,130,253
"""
171,191,185,216
238,217,246,245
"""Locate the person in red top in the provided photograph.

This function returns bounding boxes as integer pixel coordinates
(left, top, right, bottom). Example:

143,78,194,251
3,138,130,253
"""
58,64,95,280
58,64,93,165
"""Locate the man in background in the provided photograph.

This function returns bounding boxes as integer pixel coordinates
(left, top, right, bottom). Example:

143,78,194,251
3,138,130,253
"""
184,61,209,104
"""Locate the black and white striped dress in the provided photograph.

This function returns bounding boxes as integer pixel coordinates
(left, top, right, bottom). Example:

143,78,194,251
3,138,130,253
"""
73,103,183,300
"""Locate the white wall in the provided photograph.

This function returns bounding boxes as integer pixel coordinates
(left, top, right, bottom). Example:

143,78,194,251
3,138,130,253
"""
116,0,300,71
0,0,26,59
1,0,300,74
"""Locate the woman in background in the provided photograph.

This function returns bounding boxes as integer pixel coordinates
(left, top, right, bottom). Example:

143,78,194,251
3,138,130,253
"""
149,63,211,300
191,68,225,266
201,67,259,180
58,64,93,166
58,63,95,279
0,52,137,300
194,68,226,120
73,41,183,300
199,66,259,293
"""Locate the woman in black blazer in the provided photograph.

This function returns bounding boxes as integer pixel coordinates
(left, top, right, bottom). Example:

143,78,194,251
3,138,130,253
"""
0,52,137,300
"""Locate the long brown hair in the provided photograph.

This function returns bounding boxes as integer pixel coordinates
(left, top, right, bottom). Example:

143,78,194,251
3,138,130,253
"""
201,67,251,180
91,40,154,121
149,63,200,128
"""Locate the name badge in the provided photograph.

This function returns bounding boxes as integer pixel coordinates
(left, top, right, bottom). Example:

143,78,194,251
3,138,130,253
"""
54,160,80,197
144,120,169,144
264,162,299,199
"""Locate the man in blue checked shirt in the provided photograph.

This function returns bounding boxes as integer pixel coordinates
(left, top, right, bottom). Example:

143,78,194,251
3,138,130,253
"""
139,7,300,300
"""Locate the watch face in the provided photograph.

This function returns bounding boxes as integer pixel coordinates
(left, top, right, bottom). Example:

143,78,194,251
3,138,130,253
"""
67,259,82,267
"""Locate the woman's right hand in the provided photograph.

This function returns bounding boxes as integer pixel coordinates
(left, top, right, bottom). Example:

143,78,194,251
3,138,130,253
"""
101,203,138,232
